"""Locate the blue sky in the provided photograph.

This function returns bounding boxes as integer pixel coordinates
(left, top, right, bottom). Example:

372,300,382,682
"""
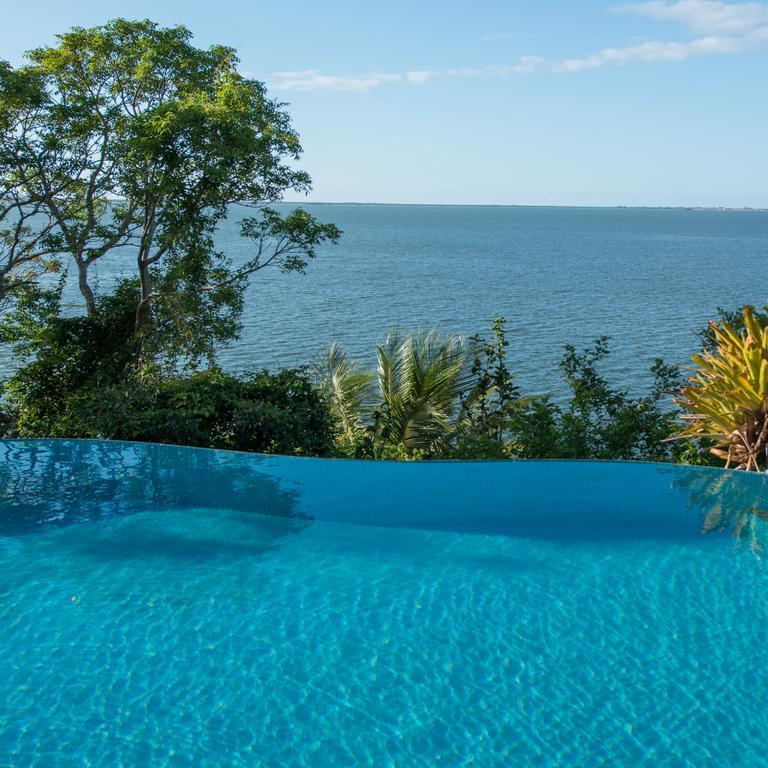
2,0,766,207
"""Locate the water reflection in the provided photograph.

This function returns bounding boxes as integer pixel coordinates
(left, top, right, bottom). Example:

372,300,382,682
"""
666,467,768,559
3,441,768,554
0,440,307,539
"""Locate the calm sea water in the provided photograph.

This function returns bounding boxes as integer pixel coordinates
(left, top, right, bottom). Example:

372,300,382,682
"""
64,205,768,395
2,439,768,766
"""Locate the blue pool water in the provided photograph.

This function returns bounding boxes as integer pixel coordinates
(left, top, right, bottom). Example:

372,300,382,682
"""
1,440,768,766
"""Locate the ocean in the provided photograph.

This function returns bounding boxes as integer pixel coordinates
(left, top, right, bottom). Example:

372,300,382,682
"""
49,204,768,396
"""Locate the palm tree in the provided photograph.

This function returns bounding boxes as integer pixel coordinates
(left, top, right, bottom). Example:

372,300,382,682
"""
373,329,473,456
319,329,473,458
322,342,374,445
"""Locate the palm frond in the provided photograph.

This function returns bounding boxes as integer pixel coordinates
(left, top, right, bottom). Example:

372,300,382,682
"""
320,342,374,441
375,328,470,454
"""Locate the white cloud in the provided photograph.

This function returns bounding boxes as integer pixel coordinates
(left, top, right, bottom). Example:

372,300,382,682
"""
267,1,768,91
552,34,749,71
514,56,548,73
554,1,768,71
615,0,768,35
405,70,435,85
268,70,402,92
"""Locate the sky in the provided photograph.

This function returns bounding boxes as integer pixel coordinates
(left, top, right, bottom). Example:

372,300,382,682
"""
1,0,766,207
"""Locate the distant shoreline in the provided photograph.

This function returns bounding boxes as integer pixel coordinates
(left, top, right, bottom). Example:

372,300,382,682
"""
279,201,768,212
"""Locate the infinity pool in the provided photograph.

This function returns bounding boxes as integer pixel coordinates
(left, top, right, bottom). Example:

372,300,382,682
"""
1,440,767,766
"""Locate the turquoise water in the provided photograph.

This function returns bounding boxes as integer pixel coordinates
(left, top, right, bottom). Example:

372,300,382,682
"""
2,440,768,766
56,204,768,396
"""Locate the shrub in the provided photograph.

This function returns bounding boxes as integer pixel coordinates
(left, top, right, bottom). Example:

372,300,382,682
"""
508,342,684,462
70,368,336,456
675,306,768,471
3,282,138,436
2,284,336,456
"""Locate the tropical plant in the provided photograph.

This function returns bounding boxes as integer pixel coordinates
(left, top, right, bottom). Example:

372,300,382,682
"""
320,318,544,459
674,306,768,471
374,329,473,457
698,304,768,354
322,342,374,449
321,329,477,458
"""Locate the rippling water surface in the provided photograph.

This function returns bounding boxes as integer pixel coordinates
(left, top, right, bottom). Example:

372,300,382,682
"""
2,439,768,766
58,204,768,395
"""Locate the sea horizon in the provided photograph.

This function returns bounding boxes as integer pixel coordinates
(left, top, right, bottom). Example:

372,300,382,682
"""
281,200,768,212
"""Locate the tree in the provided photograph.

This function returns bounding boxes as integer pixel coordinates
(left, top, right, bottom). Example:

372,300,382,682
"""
0,52,134,316
0,20,339,365
0,61,61,311
0,177,61,312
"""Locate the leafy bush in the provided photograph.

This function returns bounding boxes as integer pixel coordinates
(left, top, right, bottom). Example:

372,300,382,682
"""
2,284,335,456
508,340,685,462
448,315,533,458
3,282,138,436
68,368,336,456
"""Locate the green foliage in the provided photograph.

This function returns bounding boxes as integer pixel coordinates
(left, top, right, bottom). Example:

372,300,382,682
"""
0,19,340,367
450,314,533,458
321,329,478,458
321,342,375,453
676,306,768,471
0,61,62,311
509,341,685,461
373,329,473,457
698,304,768,354
322,320,688,462
4,282,138,436
239,208,342,275
2,280,334,455
69,368,335,456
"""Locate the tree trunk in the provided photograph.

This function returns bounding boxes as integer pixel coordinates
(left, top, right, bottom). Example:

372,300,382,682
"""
76,257,97,316
134,210,156,335
134,259,152,335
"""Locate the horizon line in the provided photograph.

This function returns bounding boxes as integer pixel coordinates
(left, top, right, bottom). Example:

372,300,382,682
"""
280,200,768,212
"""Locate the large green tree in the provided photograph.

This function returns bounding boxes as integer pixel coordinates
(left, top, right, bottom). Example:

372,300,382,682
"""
0,19,339,364
0,61,62,310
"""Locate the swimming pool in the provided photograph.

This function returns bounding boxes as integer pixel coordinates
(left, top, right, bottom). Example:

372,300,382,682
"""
1,439,767,766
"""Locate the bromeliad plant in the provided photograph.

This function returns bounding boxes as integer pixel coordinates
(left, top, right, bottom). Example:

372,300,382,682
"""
675,307,768,471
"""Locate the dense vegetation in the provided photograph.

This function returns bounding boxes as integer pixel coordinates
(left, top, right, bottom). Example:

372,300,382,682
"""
1,19,765,468
0,288,708,464
318,316,692,462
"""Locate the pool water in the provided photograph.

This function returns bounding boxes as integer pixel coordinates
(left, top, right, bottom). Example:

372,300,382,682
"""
1,440,768,766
